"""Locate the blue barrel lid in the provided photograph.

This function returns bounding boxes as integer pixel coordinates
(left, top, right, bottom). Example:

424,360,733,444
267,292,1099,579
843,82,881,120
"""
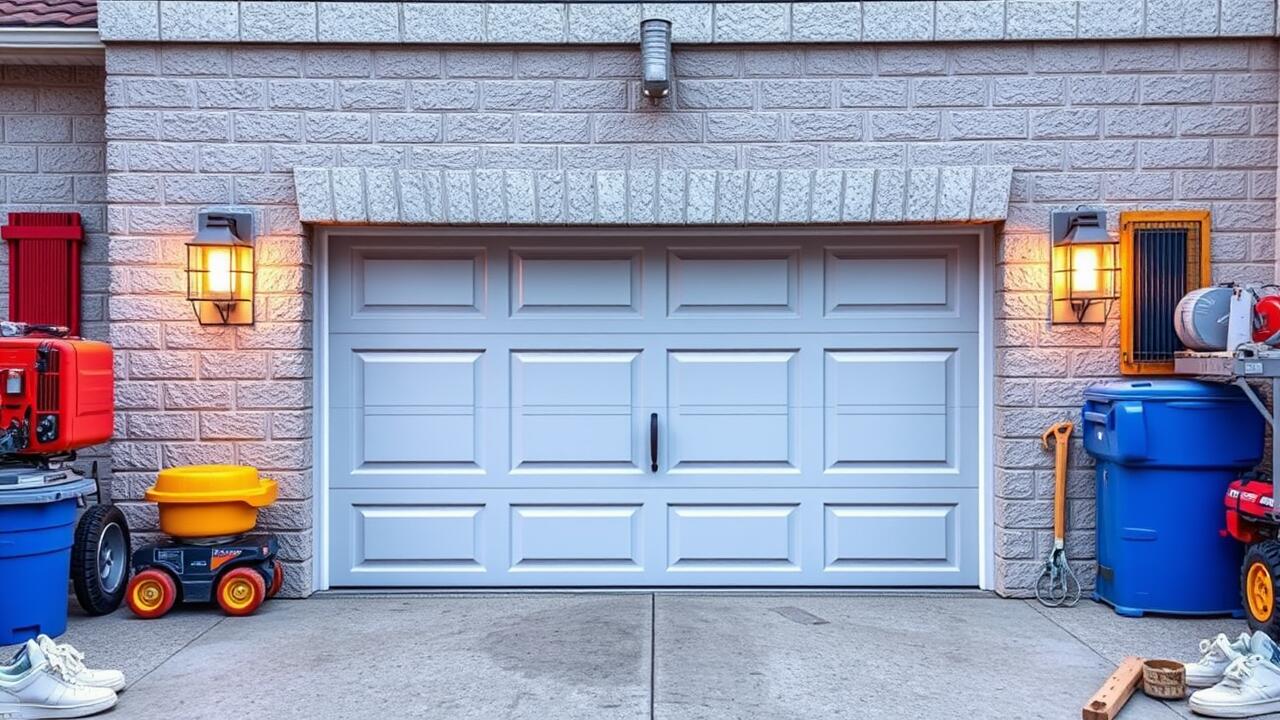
1084,379,1246,401
0,474,95,506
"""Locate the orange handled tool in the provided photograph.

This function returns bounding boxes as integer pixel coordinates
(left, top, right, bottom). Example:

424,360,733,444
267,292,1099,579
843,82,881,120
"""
1037,421,1081,607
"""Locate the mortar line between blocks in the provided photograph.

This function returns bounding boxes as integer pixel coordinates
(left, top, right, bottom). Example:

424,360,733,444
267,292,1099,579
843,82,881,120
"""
125,615,227,691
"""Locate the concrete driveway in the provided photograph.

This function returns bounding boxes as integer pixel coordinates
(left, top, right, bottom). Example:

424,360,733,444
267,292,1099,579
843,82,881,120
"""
2,593,1266,719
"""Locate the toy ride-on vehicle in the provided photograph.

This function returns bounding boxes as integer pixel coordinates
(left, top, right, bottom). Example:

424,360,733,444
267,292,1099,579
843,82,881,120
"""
127,534,282,618
1226,473,1280,637
125,464,281,619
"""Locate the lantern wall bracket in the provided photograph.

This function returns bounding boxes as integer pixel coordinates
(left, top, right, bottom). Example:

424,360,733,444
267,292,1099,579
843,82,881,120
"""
196,209,254,247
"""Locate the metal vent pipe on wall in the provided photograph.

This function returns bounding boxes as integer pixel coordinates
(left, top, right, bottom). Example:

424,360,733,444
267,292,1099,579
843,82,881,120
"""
641,18,672,101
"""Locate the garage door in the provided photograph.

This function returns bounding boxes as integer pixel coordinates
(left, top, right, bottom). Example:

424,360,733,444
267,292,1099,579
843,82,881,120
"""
325,229,981,587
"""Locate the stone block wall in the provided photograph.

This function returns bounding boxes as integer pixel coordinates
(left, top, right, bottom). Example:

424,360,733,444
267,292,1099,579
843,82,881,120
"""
0,64,111,492
101,38,1278,596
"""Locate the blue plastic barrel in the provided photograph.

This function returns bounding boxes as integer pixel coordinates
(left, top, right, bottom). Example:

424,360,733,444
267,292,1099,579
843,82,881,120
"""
0,475,95,644
1083,380,1264,617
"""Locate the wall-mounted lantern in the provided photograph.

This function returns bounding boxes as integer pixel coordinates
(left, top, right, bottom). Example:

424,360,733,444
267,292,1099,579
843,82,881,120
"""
186,210,254,325
1050,209,1118,324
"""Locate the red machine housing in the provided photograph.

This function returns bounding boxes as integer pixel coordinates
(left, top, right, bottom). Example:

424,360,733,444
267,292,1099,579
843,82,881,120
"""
1226,476,1277,544
0,336,113,456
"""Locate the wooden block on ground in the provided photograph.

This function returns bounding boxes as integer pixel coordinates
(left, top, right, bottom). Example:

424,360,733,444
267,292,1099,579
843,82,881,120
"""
1083,656,1145,720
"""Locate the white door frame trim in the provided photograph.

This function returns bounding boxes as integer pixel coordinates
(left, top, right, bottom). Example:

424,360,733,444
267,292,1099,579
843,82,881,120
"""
311,224,998,592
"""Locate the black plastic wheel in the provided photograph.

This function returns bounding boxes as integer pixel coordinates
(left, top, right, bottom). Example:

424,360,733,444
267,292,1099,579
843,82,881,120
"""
71,505,131,616
1243,539,1280,640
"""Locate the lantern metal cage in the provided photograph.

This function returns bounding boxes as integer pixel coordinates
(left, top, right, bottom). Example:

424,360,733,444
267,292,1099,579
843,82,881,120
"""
186,211,255,325
1050,209,1120,324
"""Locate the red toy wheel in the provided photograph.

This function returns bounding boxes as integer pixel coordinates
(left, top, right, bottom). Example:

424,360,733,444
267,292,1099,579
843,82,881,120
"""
268,562,284,598
216,567,266,617
126,569,177,619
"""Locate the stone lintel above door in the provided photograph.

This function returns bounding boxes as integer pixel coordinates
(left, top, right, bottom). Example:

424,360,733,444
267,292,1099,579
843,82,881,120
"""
292,166,1014,227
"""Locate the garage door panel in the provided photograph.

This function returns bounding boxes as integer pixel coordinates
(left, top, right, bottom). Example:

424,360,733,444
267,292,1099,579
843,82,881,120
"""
823,501,963,575
511,247,642,316
667,247,800,316
328,488,976,586
510,504,643,572
667,504,800,572
348,503,487,574
327,231,983,587
330,241,489,330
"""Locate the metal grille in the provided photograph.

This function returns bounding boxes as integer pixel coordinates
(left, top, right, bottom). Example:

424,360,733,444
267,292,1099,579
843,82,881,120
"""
37,346,59,413
1130,221,1201,364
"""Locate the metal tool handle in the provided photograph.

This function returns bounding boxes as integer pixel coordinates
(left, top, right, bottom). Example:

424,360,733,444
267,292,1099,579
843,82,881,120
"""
649,413,659,473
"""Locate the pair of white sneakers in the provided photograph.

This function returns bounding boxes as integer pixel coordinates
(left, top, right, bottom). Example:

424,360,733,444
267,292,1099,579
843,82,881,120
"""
0,635,124,719
1185,630,1280,717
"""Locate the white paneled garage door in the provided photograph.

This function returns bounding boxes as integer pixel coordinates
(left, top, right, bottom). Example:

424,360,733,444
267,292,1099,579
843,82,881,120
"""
324,229,982,587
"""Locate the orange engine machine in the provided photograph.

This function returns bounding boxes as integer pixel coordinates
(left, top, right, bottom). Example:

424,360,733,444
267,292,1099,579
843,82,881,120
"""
0,328,112,457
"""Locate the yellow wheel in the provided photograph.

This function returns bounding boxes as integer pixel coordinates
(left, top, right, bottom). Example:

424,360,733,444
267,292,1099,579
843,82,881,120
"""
1249,562,1274,622
1243,540,1280,637
216,567,266,617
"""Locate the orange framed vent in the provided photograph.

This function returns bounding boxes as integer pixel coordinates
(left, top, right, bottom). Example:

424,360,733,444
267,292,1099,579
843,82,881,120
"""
0,212,84,336
1119,210,1212,375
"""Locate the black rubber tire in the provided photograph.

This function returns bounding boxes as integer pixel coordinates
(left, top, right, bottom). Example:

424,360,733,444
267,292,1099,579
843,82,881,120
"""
71,505,131,616
1243,539,1280,640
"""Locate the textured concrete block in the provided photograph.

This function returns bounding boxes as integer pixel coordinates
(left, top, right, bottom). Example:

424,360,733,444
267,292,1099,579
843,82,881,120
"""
410,81,478,110
950,109,1027,140
504,170,536,224
559,80,628,110
1007,1,1077,40
595,113,702,143
443,170,475,224
330,167,366,222
760,80,831,109
597,170,627,224
99,0,159,40
685,169,716,223
1077,0,1143,38
714,3,789,42
642,3,713,43
713,170,747,224
935,1,1004,40
627,168,657,224
536,170,565,223
747,169,779,223
773,169,809,223
241,2,316,42
474,169,505,223
870,111,939,141
937,166,975,221
488,4,567,43
519,113,590,143
445,113,514,143
444,50,515,78
839,78,908,107
840,169,874,222
906,167,938,221
1146,0,1219,37
483,81,555,111
791,3,861,42
159,0,237,41
789,111,862,141
706,112,781,142
862,1,932,41
810,169,843,222
396,171,429,223
872,167,906,221
678,80,754,109
565,169,595,224
914,77,987,107
317,2,399,42
974,165,1014,220
1221,0,1276,35
570,4,641,43
404,2,485,43
364,168,398,223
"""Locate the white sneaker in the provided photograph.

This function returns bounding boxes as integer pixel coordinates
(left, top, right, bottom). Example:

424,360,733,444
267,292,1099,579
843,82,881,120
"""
1187,633,1253,688
0,640,116,719
1190,634,1280,719
2,638,124,695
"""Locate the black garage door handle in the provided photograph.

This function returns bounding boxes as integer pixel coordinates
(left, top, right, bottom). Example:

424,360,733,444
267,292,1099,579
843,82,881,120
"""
650,413,659,473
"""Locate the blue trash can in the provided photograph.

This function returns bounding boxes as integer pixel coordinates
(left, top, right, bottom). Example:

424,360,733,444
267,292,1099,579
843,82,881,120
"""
0,472,95,644
1083,380,1264,617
